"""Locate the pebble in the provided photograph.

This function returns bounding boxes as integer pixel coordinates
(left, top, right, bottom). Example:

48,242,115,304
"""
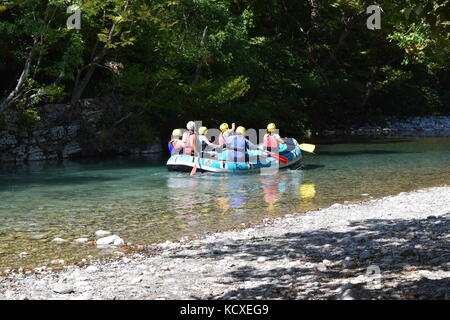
50,259,65,265
30,234,48,240
74,238,89,243
315,263,327,272
52,238,68,243
342,257,354,268
359,250,372,260
113,238,125,246
287,252,297,259
95,230,111,237
51,284,75,294
322,259,332,266
257,257,266,263
85,266,99,273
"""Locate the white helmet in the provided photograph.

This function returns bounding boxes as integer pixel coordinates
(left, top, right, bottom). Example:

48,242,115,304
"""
186,121,196,131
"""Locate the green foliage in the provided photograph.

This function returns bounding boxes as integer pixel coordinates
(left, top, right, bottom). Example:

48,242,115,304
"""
0,0,449,144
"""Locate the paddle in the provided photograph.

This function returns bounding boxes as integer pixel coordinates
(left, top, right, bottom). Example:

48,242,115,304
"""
258,148,289,164
298,143,316,153
190,156,199,176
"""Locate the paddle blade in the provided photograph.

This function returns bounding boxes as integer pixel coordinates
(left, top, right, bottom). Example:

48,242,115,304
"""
298,143,316,153
190,164,198,176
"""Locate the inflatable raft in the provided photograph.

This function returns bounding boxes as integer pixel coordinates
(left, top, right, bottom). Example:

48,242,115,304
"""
166,138,302,173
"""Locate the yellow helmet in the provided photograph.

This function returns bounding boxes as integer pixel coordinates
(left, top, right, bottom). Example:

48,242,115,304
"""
267,123,276,132
199,126,208,135
220,123,229,132
236,126,246,135
172,129,183,137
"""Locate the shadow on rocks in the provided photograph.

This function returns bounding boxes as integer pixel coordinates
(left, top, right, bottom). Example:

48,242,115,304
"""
172,213,450,300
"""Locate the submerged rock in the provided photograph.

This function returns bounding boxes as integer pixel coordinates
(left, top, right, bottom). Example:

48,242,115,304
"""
74,238,89,244
95,230,111,237
96,235,124,246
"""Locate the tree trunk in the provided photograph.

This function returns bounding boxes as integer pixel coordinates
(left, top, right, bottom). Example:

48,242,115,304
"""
0,36,39,114
191,26,209,86
69,0,130,107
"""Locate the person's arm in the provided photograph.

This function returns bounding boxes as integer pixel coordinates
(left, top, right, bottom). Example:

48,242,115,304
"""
201,136,220,148
190,134,199,155
176,140,186,148
275,134,286,144
246,139,257,150
181,132,188,143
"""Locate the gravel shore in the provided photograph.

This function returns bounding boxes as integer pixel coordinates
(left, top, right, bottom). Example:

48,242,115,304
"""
1,186,449,300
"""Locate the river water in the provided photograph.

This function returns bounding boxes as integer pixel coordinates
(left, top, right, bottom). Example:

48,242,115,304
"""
0,137,449,271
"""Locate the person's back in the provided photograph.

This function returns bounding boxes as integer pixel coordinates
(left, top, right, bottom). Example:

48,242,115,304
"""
168,129,185,155
182,121,198,155
225,126,256,163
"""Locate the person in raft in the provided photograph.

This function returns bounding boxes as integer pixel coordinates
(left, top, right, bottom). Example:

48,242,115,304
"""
225,126,257,163
168,129,186,155
181,121,198,156
218,122,236,146
263,123,286,153
198,126,221,157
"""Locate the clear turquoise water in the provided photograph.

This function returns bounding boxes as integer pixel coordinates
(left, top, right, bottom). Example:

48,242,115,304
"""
1,137,449,271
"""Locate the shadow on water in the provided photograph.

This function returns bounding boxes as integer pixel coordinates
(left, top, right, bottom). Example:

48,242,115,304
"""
168,214,450,300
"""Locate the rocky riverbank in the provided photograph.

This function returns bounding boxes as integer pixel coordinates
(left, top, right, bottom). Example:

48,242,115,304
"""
1,186,449,300
323,116,450,137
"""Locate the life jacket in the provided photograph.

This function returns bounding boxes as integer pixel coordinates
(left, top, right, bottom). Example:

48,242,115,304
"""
263,133,278,150
182,131,195,155
219,133,226,145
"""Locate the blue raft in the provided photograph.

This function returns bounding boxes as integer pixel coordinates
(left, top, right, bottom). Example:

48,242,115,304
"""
166,138,303,173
